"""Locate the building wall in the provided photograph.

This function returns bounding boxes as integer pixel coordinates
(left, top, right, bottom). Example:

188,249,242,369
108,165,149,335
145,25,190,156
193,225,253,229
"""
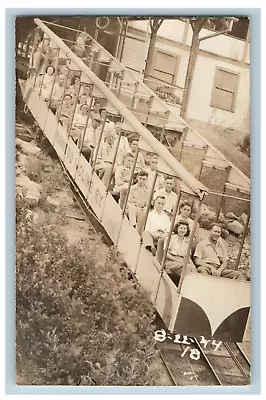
187,56,250,132
123,20,250,133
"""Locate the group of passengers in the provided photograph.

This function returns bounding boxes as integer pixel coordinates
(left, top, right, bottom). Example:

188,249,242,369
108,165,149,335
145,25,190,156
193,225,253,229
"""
30,37,245,284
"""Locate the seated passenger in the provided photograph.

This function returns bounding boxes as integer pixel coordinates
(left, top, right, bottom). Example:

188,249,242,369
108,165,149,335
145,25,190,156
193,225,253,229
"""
142,195,171,255
95,130,119,185
99,109,116,142
193,223,245,280
154,176,179,219
78,92,92,108
144,151,153,168
115,122,130,153
42,65,55,91
175,201,199,244
164,221,197,285
31,37,50,75
71,35,86,58
69,76,81,101
113,153,135,206
126,170,149,227
60,64,69,77
80,116,102,161
129,138,146,173
91,101,102,121
40,67,55,101
71,103,89,142
80,84,93,98
100,108,116,131
145,154,165,192
56,93,73,128
48,74,67,113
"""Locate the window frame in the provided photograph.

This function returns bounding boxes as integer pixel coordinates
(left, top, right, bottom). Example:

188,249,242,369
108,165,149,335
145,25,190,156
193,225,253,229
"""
210,66,240,113
149,48,180,92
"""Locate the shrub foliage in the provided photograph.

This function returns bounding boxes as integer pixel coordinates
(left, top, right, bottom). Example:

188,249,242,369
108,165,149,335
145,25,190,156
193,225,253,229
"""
16,195,157,386
238,134,250,157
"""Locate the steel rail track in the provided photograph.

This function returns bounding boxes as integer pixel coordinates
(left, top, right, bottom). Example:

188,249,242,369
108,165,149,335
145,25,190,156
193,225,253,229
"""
194,338,223,385
223,342,250,383
156,346,178,386
194,339,250,386
235,342,251,367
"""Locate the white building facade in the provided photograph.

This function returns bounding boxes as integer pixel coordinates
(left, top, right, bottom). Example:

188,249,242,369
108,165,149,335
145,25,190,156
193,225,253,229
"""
119,19,250,135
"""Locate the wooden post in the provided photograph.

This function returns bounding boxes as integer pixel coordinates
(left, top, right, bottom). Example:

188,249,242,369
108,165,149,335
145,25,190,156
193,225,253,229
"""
46,48,60,108
177,195,204,293
122,150,139,216
91,114,107,173
67,79,82,137
180,18,207,120
235,211,250,269
143,18,164,84
154,189,182,304
216,166,231,221
106,131,122,192
56,66,71,121
141,172,158,233
78,97,93,151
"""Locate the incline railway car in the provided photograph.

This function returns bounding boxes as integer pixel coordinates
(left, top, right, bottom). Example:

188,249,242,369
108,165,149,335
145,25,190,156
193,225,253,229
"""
17,18,250,343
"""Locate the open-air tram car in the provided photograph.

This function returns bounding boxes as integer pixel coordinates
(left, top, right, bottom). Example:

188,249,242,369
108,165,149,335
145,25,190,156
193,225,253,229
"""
17,18,251,343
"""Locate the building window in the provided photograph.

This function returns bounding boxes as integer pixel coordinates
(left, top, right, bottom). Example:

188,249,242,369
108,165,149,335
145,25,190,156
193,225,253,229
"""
151,50,179,87
211,67,239,112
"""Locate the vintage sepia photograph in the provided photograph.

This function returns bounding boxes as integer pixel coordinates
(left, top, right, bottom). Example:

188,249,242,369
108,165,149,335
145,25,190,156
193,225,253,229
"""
15,15,251,387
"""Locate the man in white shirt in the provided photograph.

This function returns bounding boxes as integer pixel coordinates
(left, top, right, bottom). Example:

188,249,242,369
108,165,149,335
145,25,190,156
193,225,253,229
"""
154,176,180,218
142,194,171,255
80,116,102,161
44,74,66,112
95,130,122,186
71,103,89,143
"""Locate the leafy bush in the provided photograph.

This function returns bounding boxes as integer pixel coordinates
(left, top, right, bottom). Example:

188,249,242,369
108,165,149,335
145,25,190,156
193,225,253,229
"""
16,195,158,386
238,134,250,157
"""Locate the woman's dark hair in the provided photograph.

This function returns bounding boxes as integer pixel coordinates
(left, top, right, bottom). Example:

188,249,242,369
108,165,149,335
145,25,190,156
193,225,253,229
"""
79,103,89,111
46,65,55,74
179,200,192,210
173,220,190,237
165,175,174,182
130,136,139,144
209,223,222,231
64,93,72,100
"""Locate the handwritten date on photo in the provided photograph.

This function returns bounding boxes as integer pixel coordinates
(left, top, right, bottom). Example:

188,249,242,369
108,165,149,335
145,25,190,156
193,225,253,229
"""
154,329,222,361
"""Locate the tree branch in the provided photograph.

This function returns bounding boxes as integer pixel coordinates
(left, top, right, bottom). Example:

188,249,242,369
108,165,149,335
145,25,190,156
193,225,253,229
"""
190,19,195,32
150,17,164,33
